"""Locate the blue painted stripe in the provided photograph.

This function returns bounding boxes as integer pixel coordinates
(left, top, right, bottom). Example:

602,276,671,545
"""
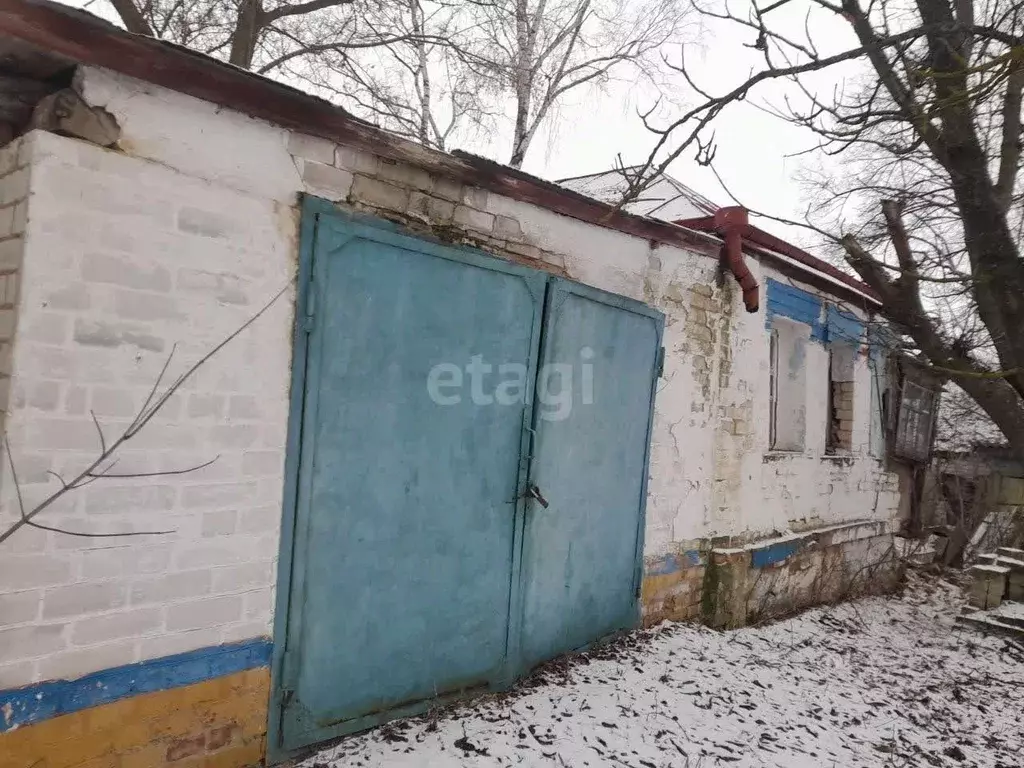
825,305,864,345
765,278,824,341
750,540,803,568
0,637,272,733
680,549,703,568
646,550,702,576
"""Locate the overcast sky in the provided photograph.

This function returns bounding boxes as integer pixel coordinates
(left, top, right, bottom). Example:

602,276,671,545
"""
470,0,864,249
62,0,866,249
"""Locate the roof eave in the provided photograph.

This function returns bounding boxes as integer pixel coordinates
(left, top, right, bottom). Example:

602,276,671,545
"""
0,1,740,262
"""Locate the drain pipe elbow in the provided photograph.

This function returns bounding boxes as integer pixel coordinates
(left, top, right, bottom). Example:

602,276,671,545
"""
713,207,760,313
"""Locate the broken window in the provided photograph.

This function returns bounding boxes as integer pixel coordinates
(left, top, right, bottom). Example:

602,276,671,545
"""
893,380,937,461
826,344,856,453
768,318,808,451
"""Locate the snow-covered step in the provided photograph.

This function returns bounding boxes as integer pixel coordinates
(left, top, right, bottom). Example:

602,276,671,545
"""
979,552,1024,567
956,611,1024,640
990,601,1024,630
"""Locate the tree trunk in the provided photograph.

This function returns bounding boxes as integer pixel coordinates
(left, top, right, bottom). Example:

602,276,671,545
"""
230,0,265,69
913,0,1024,401
108,0,155,37
509,0,537,169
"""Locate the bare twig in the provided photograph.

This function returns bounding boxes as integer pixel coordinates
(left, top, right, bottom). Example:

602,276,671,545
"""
0,280,292,545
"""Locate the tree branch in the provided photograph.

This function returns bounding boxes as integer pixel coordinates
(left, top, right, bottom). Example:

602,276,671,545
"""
108,0,156,36
0,280,292,545
994,58,1023,210
264,0,356,23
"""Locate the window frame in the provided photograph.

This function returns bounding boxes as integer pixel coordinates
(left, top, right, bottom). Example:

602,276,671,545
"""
768,327,779,449
893,379,937,462
825,347,837,454
767,318,809,453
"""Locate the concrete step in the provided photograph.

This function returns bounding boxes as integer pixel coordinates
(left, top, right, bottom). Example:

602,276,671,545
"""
969,564,1010,610
956,612,1024,640
991,601,1024,630
993,612,1024,630
977,553,1024,570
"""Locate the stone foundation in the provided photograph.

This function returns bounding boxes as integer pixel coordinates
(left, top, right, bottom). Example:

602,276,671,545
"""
642,521,902,628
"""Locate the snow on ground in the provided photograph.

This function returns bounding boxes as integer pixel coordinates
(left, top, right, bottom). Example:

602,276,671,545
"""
303,575,1024,768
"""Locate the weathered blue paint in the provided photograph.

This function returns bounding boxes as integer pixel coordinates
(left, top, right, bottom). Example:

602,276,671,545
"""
518,278,663,671
276,205,546,751
766,279,865,347
765,278,824,341
646,550,702,576
273,202,665,757
750,540,804,568
825,305,864,345
647,553,683,576
0,638,271,733
681,549,703,567
268,195,323,762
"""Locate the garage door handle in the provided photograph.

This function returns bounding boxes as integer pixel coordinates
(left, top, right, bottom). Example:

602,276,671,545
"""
525,484,549,509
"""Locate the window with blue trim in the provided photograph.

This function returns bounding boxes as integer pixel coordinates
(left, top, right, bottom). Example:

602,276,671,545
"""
766,279,870,455
768,316,809,451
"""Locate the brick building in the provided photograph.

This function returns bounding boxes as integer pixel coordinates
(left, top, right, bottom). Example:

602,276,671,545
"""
0,2,928,766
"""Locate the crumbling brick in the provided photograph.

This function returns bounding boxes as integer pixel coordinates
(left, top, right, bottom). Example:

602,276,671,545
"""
166,734,206,762
30,89,120,147
493,215,523,239
453,205,494,233
351,175,410,211
407,191,455,223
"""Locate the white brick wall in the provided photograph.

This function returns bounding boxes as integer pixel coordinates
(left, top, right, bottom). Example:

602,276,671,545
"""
0,129,292,687
0,136,29,436
0,66,900,687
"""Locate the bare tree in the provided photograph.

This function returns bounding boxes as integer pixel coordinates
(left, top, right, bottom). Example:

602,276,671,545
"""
98,0,370,73
295,0,691,164
623,0,1024,461
97,0,688,165
469,0,689,167
0,283,290,544
296,0,499,151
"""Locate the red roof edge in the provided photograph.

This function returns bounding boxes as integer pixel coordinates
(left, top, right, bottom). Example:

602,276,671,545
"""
675,215,880,304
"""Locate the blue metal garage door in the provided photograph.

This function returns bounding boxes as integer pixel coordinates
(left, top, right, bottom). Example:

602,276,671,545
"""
518,279,663,670
275,209,546,749
273,202,662,756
